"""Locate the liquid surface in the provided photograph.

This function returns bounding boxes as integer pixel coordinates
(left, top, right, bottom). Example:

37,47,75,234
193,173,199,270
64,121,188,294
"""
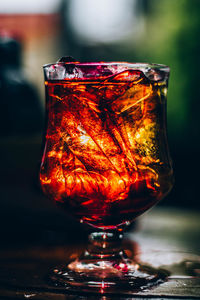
40,70,173,228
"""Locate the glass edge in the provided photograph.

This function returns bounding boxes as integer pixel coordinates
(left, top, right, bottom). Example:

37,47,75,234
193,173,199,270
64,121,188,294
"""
43,61,170,73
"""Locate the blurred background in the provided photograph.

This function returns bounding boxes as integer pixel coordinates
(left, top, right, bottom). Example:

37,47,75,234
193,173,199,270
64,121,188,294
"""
0,0,200,246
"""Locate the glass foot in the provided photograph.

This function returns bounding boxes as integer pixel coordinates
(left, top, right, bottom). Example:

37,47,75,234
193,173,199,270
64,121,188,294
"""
50,253,169,293
49,232,169,293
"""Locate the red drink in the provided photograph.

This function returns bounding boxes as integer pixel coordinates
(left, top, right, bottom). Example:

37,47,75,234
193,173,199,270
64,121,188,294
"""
40,64,173,229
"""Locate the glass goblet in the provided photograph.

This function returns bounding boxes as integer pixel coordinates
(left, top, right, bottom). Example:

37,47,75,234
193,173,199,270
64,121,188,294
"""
40,61,174,293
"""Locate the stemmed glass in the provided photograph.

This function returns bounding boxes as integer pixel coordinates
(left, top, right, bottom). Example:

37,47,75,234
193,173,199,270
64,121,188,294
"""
40,59,173,293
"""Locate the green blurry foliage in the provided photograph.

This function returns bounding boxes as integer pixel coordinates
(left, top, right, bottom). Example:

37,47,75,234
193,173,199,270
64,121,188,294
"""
135,0,200,148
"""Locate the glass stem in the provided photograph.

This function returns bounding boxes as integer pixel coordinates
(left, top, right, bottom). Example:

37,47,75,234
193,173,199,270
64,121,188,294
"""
85,230,124,259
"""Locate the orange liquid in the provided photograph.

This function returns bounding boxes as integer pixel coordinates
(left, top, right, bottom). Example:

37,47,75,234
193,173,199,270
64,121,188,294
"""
40,73,173,229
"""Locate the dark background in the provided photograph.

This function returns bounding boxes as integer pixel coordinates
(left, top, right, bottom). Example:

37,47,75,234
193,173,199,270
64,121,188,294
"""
0,0,200,246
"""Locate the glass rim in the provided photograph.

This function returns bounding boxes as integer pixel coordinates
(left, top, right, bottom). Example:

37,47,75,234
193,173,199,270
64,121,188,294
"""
43,61,170,72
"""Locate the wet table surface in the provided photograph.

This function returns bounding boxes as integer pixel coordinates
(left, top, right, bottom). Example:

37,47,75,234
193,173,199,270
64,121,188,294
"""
0,207,200,300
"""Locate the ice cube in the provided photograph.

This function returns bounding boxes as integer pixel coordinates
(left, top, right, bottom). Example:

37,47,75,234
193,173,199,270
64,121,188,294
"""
110,83,153,115
46,64,66,80
97,84,129,102
59,90,134,173
106,70,142,82
96,70,143,102
46,61,83,80
144,68,165,82
64,64,83,79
